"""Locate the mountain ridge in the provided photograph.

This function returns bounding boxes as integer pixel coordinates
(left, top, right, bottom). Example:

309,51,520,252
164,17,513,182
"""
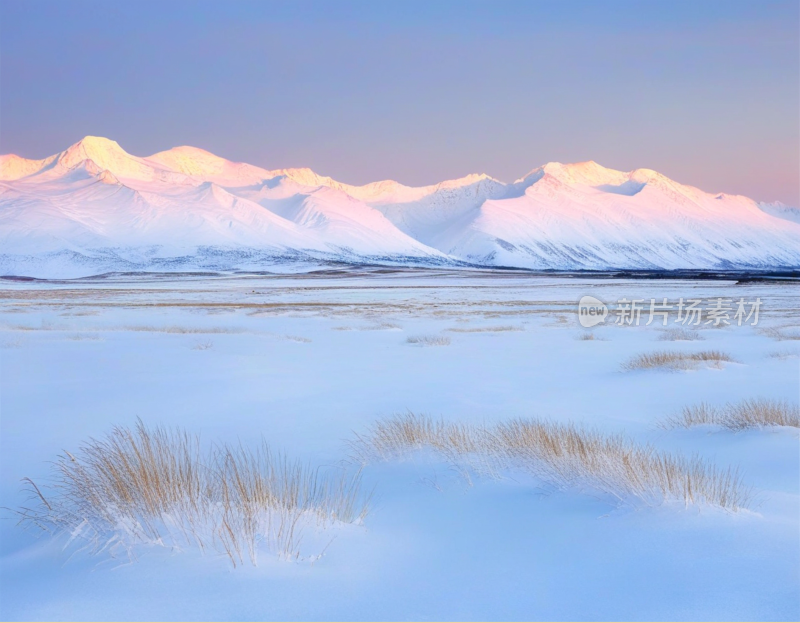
1,136,798,278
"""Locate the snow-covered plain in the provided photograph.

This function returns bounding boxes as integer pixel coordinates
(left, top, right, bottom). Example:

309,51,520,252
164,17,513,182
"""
2,137,800,277
0,269,798,621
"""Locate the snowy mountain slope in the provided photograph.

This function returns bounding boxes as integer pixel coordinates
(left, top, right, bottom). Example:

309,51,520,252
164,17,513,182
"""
1,136,798,276
0,161,316,253
421,163,800,270
147,146,275,187
294,159,800,270
0,138,446,276
234,182,440,256
758,201,800,225
0,153,58,181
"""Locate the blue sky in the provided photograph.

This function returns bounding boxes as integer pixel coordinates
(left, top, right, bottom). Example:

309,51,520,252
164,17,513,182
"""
1,0,797,204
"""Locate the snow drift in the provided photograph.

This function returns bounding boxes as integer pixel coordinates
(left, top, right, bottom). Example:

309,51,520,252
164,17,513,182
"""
1,136,798,277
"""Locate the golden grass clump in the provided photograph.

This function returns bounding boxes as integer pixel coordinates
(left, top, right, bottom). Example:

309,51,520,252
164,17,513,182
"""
661,399,800,431
352,413,751,511
353,412,481,459
17,421,368,567
622,349,735,371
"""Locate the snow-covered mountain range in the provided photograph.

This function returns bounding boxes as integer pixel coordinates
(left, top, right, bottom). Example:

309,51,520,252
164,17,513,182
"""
1,136,798,277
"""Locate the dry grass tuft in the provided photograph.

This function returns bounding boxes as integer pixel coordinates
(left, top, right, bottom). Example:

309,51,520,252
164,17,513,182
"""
759,326,800,341
9,322,61,332
123,325,243,335
658,327,703,342
767,350,799,360
351,413,751,511
66,333,103,341
661,399,800,431
59,310,100,317
448,325,523,333
16,421,368,567
406,335,451,347
622,349,735,371
353,412,481,460
283,335,312,343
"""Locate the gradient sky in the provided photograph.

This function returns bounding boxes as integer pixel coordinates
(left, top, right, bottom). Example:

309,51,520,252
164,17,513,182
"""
1,0,798,204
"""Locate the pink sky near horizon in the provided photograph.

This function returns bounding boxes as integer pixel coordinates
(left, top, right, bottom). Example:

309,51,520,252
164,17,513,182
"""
1,1,798,205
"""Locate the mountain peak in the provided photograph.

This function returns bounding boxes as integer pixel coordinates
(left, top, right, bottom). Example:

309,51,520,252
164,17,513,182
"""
58,136,136,171
147,145,276,185
77,135,122,150
148,145,231,177
0,137,131,181
63,135,124,158
436,172,496,189
540,161,628,187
